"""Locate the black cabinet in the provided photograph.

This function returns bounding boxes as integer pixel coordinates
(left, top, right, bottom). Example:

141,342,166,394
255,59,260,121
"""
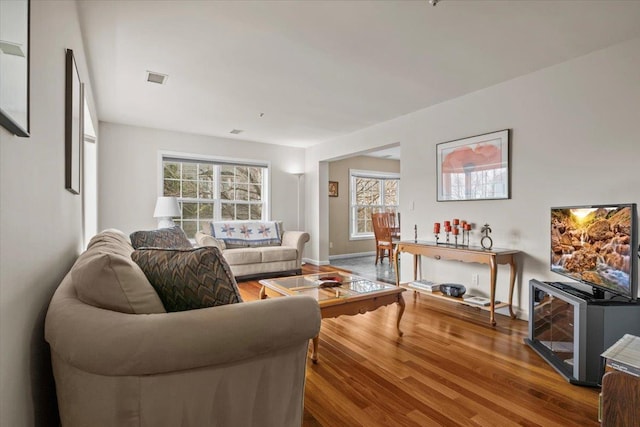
525,279,640,386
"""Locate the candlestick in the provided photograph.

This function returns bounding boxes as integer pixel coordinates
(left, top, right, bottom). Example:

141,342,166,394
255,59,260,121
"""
414,224,417,243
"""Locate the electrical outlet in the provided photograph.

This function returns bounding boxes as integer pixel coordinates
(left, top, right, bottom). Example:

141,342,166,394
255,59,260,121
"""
472,274,479,287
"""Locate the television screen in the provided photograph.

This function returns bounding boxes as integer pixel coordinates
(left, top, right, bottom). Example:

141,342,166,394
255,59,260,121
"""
550,203,638,300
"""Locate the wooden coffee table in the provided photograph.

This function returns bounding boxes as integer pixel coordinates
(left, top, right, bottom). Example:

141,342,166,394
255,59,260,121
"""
259,272,406,362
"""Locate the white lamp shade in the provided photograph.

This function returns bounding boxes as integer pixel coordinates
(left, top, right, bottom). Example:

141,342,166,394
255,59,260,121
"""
153,197,181,218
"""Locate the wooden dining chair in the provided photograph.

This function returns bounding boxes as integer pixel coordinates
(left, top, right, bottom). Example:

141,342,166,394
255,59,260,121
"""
372,212,396,265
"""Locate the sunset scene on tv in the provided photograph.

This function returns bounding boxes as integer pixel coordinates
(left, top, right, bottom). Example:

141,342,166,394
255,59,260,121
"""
551,206,633,295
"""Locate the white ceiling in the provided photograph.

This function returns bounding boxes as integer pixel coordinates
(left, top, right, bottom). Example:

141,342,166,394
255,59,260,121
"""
78,0,640,149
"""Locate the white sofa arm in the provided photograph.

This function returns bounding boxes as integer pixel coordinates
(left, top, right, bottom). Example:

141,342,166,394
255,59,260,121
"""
194,231,226,251
45,280,320,376
282,231,310,265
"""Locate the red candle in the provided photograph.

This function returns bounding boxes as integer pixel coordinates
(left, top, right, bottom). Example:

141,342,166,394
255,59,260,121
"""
452,227,459,235
460,220,466,227
445,226,451,232
433,222,440,233
464,223,471,231
444,220,450,227
453,218,460,225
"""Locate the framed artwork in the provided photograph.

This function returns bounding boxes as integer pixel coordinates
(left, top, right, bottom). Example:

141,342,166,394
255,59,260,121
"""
436,129,510,201
0,0,30,137
65,49,83,194
328,181,339,197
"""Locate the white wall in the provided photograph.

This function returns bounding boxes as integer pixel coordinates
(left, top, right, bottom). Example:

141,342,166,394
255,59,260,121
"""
98,122,306,236
307,37,640,317
0,1,97,425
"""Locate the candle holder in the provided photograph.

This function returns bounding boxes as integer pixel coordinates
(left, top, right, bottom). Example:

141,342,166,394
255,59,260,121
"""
434,233,439,244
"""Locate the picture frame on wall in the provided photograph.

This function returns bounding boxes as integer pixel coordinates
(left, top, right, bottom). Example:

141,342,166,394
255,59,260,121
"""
0,0,30,137
329,181,339,197
436,129,510,202
65,49,83,194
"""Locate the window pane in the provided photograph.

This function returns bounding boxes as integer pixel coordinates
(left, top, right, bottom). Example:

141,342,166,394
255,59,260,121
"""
198,164,213,181
163,180,180,197
182,163,197,180
199,202,213,218
182,221,197,238
385,180,398,205
250,204,262,219
221,203,235,219
220,183,233,200
249,167,262,184
199,180,213,199
249,183,261,201
182,202,198,219
236,204,249,220
182,180,197,198
235,167,249,184
163,162,180,179
235,185,249,201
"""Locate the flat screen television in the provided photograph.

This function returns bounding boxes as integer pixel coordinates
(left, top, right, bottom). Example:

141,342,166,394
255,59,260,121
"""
550,203,638,301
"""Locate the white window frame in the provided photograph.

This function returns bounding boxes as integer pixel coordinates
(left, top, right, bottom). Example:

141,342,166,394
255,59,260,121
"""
158,151,271,237
349,169,400,240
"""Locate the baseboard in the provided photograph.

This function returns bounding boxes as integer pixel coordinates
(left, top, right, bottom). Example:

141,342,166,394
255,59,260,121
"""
328,251,376,261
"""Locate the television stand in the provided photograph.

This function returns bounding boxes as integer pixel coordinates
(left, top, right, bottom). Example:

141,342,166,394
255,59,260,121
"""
525,279,640,386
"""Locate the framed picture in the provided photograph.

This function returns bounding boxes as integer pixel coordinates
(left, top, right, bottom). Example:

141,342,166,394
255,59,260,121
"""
65,49,83,194
328,181,339,197
0,0,30,137
436,129,510,201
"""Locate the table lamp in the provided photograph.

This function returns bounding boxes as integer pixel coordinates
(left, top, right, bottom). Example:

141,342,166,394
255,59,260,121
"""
153,196,181,228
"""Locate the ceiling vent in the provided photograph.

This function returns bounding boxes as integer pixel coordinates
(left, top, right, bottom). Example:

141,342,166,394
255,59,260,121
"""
146,71,168,85
230,129,244,134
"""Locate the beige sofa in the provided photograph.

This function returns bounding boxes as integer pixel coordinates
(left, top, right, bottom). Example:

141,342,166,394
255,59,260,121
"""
195,221,309,280
45,229,321,427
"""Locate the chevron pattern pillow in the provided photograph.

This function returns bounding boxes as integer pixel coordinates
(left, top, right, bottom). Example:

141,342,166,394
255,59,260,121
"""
129,226,192,249
131,247,242,312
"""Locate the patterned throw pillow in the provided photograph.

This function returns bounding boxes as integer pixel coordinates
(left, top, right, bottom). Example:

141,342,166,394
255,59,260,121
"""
131,247,243,312
129,226,192,249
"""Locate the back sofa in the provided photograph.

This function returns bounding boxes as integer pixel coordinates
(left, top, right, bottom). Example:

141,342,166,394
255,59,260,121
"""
195,220,309,280
45,229,320,427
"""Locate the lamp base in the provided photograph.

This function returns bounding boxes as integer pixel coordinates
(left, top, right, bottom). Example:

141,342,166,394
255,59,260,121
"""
157,218,176,229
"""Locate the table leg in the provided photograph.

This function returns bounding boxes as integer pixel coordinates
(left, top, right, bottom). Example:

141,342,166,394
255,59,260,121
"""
489,256,497,326
394,248,401,286
508,256,517,319
396,294,405,337
259,286,266,300
311,336,319,364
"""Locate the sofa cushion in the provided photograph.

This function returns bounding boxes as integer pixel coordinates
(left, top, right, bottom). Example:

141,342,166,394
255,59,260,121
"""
210,221,281,248
131,247,243,312
221,248,263,266
260,246,298,263
129,226,192,249
72,239,166,315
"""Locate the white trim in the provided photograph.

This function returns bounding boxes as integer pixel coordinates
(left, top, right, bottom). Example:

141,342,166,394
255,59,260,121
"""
349,168,400,179
328,251,376,260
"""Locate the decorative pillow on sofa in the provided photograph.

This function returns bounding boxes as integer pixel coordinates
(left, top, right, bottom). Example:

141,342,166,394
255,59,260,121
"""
210,221,282,248
129,226,192,249
131,247,243,312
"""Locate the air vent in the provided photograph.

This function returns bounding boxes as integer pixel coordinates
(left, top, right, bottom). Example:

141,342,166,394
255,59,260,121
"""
146,71,168,85
230,129,244,134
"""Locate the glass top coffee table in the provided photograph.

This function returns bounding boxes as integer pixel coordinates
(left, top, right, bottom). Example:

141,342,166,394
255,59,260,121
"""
259,271,406,363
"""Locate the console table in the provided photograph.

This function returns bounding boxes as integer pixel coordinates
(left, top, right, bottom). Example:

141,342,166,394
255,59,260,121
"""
394,241,520,326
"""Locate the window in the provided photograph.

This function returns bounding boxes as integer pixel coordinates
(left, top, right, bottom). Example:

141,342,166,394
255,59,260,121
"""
349,169,400,239
161,153,269,238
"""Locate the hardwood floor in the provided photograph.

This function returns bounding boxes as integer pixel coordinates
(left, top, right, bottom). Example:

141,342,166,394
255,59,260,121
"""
237,264,600,427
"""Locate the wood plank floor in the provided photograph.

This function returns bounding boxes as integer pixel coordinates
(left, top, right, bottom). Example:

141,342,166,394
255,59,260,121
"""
238,264,600,427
